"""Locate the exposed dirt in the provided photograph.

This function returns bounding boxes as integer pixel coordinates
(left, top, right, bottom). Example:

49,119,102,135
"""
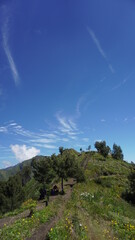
26,183,73,240
0,180,74,240
0,209,29,229
0,198,53,229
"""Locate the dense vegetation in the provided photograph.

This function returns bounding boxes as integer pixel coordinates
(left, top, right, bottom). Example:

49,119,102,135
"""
0,142,135,240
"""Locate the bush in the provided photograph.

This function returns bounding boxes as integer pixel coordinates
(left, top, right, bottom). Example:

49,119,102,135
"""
94,141,110,157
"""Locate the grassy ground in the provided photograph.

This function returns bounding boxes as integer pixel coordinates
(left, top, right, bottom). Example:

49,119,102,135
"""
48,153,135,240
0,197,61,240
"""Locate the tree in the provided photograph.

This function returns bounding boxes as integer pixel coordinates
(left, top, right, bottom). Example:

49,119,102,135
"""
94,141,110,157
6,175,25,211
112,143,124,160
21,166,31,186
53,152,84,193
59,146,64,156
0,181,9,214
32,157,55,187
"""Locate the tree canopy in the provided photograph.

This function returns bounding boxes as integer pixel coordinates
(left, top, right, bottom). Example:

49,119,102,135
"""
32,157,55,188
112,143,124,160
94,141,110,157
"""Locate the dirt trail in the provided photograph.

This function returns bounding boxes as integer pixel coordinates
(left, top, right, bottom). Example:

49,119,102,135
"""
0,182,73,230
0,209,29,229
26,185,73,240
0,181,74,240
0,199,52,229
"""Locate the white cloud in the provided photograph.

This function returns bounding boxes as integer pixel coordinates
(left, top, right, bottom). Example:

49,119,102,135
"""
8,122,34,137
38,133,56,138
32,143,57,149
87,27,107,59
43,144,57,149
57,115,72,131
56,113,77,137
2,11,20,85
76,95,86,118
10,144,40,162
0,126,7,133
9,122,17,126
87,27,114,74
30,138,55,144
68,119,77,130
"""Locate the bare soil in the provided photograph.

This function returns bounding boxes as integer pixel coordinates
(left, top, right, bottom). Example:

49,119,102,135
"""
27,186,72,240
0,180,74,240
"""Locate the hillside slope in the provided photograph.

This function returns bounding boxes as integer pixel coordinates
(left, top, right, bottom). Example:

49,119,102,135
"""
0,152,135,240
0,156,44,181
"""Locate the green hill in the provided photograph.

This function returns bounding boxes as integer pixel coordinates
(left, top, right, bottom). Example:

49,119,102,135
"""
0,155,45,181
0,150,135,240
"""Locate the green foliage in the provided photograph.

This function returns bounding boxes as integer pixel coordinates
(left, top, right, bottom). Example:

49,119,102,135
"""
94,141,110,157
74,167,85,183
24,178,41,200
59,146,64,155
0,174,25,214
20,166,31,186
53,151,85,192
112,143,124,160
32,157,55,187
6,175,25,211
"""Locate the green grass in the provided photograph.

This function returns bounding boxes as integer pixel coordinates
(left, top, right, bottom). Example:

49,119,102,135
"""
47,153,135,240
0,197,62,240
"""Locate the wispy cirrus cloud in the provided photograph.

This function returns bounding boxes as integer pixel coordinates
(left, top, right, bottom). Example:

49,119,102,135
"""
2,6,20,85
87,27,106,59
112,73,133,91
30,138,56,144
76,95,85,118
87,27,115,74
0,126,8,133
0,114,89,163
56,113,78,137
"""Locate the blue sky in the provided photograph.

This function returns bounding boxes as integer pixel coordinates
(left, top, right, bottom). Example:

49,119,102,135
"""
0,0,135,168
